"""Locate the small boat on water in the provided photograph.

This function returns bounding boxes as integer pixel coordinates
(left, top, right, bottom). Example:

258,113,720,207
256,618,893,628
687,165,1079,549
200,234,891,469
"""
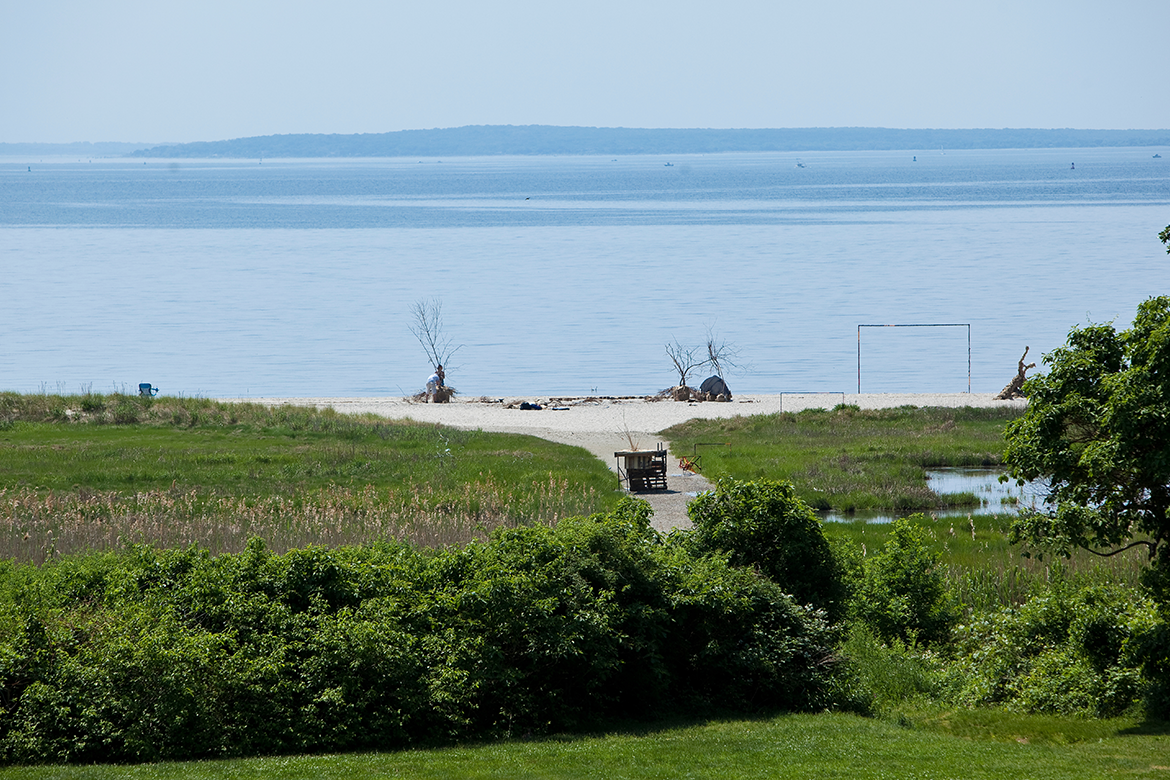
1156,154,1163,158
664,162,673,167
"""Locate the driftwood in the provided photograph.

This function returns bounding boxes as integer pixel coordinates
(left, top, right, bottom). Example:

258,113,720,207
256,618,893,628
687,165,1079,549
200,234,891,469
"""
668,385,730,402
996,347,1036,400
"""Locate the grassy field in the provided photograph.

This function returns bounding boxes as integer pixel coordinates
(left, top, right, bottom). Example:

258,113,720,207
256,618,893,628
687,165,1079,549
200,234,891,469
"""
0,392,620,560
825,512,1148,611
2,393,1166,775
0,712,1165,779
661,403,1148,607
662,405,1020,513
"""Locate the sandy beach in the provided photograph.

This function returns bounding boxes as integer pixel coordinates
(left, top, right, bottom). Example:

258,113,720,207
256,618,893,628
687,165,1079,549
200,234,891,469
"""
221,393,1025,458
221,393,1026,532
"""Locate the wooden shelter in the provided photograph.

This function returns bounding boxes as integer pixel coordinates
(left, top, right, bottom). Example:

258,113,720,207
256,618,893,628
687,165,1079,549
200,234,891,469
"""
614,443,668,492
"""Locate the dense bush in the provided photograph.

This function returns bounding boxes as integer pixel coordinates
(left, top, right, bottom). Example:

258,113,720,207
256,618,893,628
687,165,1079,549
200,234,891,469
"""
945,582,1157,718
0,499,839,764
853,516,958,647
686,478,848,622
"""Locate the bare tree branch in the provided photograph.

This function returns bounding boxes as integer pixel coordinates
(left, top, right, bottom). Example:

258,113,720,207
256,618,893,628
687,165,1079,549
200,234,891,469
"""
409,297,462,371
705,324,743,379
665,339,706,389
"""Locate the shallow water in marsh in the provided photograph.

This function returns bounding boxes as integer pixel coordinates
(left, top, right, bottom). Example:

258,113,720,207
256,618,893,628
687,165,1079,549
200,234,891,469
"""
819,467,1051,524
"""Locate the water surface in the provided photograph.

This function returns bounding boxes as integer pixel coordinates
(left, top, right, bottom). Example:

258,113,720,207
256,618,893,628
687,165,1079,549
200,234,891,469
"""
2,148,1166,398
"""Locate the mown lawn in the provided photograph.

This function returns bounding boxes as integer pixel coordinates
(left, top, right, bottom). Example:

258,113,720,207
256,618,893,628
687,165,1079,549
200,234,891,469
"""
1,712,1166,779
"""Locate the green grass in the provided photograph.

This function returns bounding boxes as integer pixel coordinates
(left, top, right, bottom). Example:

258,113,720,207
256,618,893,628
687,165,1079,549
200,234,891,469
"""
2,394,1165,776
823,512,1147,611
661,405,1021,513
663,403,1144,608
0,712,1165,779
0,393,621,560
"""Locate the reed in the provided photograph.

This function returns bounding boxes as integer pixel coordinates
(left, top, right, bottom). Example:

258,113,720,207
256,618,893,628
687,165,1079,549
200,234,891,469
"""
0,476,600,563
0,392,619,562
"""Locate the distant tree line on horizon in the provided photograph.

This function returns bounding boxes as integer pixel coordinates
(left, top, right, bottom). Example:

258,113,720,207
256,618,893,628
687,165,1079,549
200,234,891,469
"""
122,126,1170,159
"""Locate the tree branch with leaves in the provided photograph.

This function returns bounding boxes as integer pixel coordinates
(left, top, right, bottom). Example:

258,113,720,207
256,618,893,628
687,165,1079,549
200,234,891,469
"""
1003,297,1170,575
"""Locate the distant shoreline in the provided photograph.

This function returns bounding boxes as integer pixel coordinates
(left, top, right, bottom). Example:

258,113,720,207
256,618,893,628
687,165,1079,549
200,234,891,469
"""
9,126,1164,160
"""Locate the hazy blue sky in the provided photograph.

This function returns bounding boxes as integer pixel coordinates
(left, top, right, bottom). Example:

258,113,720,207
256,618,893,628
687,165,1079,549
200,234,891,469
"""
4,0,1168,144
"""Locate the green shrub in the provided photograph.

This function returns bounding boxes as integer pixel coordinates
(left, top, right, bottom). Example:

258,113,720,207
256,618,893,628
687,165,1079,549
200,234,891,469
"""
853,516,958,647
833,624,946,715
79,392,105,413
686,478,848,622
0,499,840,764
1134,620,1170,718
947,583,1156,718
110,395,143,425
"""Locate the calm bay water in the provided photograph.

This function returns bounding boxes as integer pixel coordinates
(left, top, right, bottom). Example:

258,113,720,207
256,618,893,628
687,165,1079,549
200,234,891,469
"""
2,148,1167,398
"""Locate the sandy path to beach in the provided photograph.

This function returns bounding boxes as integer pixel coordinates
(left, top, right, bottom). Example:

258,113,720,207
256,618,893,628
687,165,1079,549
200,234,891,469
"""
223,393,1025,532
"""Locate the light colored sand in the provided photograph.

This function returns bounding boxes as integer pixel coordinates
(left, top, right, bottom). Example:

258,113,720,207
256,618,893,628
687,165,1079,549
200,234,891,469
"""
223,393,1024,435
220,393,1026,532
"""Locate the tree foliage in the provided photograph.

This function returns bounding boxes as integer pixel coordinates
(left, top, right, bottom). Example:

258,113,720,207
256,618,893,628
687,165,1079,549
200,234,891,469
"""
853,516,958,647
687,478,847,622
1003,296,1170,576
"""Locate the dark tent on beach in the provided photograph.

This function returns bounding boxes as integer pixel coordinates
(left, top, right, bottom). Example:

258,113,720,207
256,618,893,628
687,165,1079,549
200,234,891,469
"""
699,375,731,398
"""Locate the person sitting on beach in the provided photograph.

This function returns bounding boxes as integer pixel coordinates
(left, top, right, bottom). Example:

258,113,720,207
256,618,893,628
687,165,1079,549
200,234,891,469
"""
426,365,445,402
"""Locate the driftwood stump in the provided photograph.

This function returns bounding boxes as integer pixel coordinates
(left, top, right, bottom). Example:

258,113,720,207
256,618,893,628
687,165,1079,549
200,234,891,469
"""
996,347,1036,400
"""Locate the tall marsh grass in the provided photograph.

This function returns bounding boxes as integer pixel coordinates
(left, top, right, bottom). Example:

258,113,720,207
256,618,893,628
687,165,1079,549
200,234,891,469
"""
825,511,1148,613
0,391,619,562
0,476,600,563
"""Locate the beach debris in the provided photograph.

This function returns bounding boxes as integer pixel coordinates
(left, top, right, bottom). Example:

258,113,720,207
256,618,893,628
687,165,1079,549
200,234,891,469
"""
666,327,743,401
614,443,668,492
996,347,1035,400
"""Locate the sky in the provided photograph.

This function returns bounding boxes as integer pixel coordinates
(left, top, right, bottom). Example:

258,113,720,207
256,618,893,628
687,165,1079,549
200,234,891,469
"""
3,0,1169,144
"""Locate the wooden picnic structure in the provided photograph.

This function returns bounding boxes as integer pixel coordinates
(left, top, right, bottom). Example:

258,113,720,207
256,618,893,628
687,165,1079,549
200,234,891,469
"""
614,443,669,492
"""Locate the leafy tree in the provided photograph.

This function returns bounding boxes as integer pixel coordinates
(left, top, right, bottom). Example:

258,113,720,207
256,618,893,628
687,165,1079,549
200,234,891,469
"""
687,478,848,622
1003,296,1170,576
1160,224,1169,254
854,516,958,647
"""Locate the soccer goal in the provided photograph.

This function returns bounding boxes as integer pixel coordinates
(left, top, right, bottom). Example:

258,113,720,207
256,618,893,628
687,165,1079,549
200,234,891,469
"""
856,323,971,393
